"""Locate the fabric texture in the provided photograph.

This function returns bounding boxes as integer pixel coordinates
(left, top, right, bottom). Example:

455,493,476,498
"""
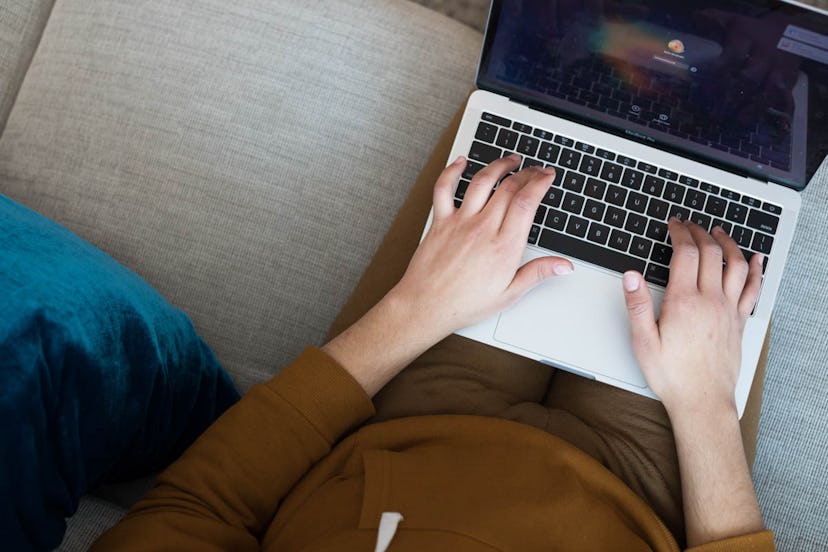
91,347,774,552
0,0,482,394
0,194,240,551
0,0,54,136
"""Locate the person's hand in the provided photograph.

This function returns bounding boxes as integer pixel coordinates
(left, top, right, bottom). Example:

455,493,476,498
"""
389,154,574,343
620,219,763,417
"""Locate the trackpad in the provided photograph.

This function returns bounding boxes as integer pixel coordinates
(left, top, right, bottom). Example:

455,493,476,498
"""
493,261,663,389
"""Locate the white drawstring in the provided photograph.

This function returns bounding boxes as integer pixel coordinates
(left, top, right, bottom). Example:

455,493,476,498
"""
373,512,404,552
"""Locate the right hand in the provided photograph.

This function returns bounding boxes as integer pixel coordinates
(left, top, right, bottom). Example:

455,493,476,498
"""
620,219,763,417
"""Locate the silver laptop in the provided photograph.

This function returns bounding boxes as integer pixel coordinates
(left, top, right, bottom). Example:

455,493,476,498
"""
422,0,828,417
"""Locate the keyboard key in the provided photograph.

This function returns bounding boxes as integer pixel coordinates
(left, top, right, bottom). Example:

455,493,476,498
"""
575,141,596,154
720,189,740,201
626,191,648,213
535,205,547,224
741,249,769,273
620,168,644,190
528,224,540,245
587,222,611,245
725,202,748,224
559,149,582,169
563,172,586,193
763,202,782,215
462,160,485,180
604,206,626,228
549,166,565,187
752,232,774,254
731,225,753,248
533,128,555,140
595,148,616,161
684,189,707,210
647,198,670,220
643,175,665,197
630,236,653,258
669,205,691,221
658,168,679,181
563,192,585,214
539,229,646,274
454,198,463,209
455,179,470,199
482,112,511,127
700,182,720,194
609,229,633,252
468,141,502,164
584,199,606,221
600,162,623,184
638,161,657,174
522,158,544,170
579,155,602,177
646,219,668,242
517,135,540,157
617,155,637,167
746,209,779,234
704,196,726,217
678,175,699,187
566,215,590,238
606,185,627,206
538,142,560,163
585,178,606,200
496,128,518,150
663,182,685,204
741,195,761,208
545,209,567,230
644,264,670,287
650,244,673,265
475,122,498,143
711,219,732,234
625,212,647,235
542,187,563,208
554,135,575,147
513,121,533,134
690,211,712,230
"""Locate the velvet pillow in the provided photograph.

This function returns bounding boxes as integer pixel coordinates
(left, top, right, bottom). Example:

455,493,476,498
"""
0,194,241,551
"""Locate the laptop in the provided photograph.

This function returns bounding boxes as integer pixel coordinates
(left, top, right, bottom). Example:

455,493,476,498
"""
422,0,828,417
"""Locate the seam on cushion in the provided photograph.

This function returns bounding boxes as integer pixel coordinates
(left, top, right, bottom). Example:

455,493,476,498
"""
0,0,58,139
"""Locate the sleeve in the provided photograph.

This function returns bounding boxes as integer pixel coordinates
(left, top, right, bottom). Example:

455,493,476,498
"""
91,346,376,552
685,530,776,552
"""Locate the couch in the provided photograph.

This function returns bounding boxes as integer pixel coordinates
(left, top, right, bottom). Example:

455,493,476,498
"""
0,1,825,550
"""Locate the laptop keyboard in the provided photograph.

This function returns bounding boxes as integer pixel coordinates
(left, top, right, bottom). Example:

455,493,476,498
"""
456,112,782,288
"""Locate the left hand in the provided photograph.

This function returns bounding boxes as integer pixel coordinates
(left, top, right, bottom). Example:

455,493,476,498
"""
388,154,574,342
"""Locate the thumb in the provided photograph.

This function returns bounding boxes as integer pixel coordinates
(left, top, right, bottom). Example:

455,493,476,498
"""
622,271,659,359
508,256,573,300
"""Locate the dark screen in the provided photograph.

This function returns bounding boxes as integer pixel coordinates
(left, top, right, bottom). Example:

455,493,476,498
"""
479,0,828,190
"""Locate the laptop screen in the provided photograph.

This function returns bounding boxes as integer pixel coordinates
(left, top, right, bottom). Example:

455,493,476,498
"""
478,0,828,190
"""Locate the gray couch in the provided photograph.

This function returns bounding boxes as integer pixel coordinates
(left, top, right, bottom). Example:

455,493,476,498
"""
0,1,825,550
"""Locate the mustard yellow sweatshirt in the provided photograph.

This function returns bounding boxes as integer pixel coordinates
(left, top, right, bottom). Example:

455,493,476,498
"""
92,347,774,551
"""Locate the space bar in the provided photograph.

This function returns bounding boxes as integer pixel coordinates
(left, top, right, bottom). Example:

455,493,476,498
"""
538,229,646,274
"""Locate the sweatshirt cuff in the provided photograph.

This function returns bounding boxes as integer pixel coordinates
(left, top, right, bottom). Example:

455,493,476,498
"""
686,530,775,552
264,346,376,444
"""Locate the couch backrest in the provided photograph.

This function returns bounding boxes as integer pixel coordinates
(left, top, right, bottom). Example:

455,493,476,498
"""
0,0,482,392
0,1,55,136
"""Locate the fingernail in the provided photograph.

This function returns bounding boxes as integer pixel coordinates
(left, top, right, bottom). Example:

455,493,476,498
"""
509,153,521,161
453,155,466,165
541,166,556,175
554,262,573,275
623,272,640,292
754,253,764,265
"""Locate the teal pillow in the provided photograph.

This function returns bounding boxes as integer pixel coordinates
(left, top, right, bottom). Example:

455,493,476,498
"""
0,194,241,551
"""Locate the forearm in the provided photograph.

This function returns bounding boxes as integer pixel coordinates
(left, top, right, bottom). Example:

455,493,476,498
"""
669,404,765,548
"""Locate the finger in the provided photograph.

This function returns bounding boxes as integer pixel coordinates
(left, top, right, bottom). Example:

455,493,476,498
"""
685,222,724,294
461,154,521,215
500,166,557,241
483,167,538,221
433,156,467,221
666,219,699,291
712,226,750,302
738,253,764,319
622,271,660,362
506,255,573,302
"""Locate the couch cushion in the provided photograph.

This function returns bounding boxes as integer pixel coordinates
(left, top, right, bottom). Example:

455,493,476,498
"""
57,497,126,552
0,1,54,135
0,0,482,392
